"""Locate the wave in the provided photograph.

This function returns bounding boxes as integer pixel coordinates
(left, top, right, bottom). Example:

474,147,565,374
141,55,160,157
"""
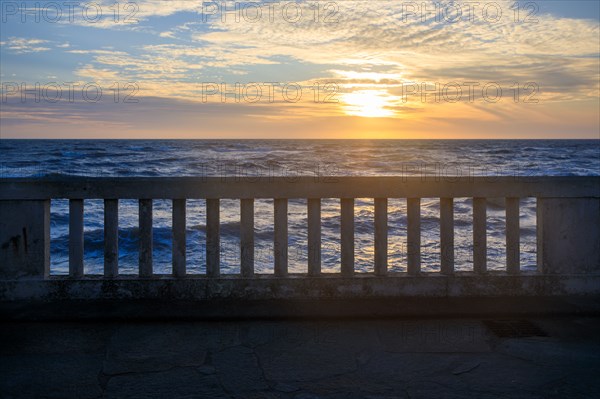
485,149,513,155
4,139,595,274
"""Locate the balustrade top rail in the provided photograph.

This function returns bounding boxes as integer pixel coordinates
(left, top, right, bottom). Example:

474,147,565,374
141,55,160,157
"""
1,176,598,199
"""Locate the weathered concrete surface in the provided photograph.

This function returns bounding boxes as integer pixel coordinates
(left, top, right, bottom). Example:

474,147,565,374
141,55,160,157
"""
1,316,599,398
537,198,600,274
1,176,599,200
1,273,600,304
0,200,50,279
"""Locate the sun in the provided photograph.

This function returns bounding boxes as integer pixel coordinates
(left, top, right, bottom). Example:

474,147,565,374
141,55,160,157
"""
341,89,396,118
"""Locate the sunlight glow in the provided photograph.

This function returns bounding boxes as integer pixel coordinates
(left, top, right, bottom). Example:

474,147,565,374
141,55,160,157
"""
341,90,397,118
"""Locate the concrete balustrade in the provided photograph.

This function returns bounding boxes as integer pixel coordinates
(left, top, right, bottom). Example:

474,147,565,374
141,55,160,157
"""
0,176,599,307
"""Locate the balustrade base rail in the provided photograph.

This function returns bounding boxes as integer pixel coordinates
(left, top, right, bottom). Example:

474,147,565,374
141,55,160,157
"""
1,273,599,302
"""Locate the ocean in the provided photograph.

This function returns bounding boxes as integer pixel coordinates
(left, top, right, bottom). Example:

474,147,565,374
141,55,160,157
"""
1,139,598,275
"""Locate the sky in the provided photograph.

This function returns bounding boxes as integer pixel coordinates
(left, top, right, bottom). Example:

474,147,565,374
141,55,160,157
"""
0,0,599,139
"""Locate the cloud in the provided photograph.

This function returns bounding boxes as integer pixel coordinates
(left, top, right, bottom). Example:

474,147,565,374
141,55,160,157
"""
183,1,599,105
0,37,51,54
49,0,599,123
1,1,598,137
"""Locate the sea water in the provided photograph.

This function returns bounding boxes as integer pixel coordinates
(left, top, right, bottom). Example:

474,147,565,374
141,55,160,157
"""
1,139,598,275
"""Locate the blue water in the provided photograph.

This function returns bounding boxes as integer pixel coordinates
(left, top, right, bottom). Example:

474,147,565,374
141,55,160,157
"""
1,139,598,275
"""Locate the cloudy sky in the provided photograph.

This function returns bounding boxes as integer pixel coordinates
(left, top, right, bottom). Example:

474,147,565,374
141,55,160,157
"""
1,0,599,138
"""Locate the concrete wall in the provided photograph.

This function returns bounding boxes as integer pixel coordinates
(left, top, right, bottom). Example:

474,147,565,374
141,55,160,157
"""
0,200,49,279
537,198,600,274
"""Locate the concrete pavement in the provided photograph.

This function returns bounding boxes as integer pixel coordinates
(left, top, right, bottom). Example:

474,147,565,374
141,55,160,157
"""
1,316,599,398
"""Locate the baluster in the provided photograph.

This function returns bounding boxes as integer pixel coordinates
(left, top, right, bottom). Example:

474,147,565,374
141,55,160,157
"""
104,199,119,277
206,198,220,277
407,198,421,275
473,197,487,273
374,198,387,276
341,198,354,276
139,199,153,277
440,198,454,274
172,199,186,277
240,199,254,277
307,198,321,276
69,199,84,278
274,198,288,277
506,197,520,274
